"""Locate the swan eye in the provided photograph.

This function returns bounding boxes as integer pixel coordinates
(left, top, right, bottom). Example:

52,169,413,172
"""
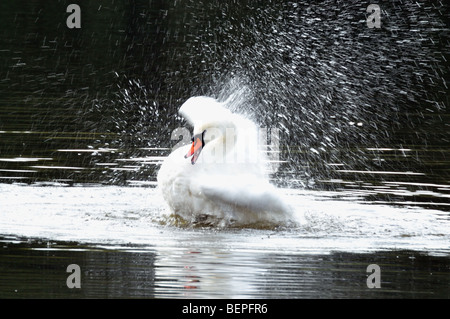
191,130,206,142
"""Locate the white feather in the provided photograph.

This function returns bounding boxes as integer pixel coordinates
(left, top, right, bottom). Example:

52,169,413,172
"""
157,96,293,227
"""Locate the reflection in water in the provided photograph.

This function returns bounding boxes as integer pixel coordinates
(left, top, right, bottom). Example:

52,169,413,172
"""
0,242,156,298
1,238,449,298
0,184,448,298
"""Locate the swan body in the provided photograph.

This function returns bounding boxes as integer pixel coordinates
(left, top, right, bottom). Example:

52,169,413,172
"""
157,96,293,227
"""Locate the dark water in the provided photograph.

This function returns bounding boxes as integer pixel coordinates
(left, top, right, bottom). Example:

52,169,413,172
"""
1,238,449,299
0,0,449,299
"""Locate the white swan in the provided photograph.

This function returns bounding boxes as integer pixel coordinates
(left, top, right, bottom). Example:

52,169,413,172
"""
157,96,293,227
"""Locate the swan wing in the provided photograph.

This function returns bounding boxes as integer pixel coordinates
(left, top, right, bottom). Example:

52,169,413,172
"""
193,174,291,216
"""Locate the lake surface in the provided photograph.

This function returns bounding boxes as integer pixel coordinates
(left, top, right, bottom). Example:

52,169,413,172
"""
0,0,449,299
1,184,449,299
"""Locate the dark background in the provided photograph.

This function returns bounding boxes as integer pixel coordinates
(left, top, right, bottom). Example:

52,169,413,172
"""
0,0,448,199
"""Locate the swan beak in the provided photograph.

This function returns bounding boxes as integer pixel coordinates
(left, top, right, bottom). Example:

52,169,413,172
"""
184,130,205,165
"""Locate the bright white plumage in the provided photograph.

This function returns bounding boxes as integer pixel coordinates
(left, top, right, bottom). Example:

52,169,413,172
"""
157,96,293,227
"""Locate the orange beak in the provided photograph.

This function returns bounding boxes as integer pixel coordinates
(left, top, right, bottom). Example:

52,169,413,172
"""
184,130,205,165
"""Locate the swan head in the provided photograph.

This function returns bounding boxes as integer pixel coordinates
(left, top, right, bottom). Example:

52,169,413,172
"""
184,118,236,165
180,97,238,165
179,96,260,166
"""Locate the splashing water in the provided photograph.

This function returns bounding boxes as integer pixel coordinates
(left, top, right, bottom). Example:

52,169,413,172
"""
0,0,448,249
0,183,449,255
80,1,449,193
